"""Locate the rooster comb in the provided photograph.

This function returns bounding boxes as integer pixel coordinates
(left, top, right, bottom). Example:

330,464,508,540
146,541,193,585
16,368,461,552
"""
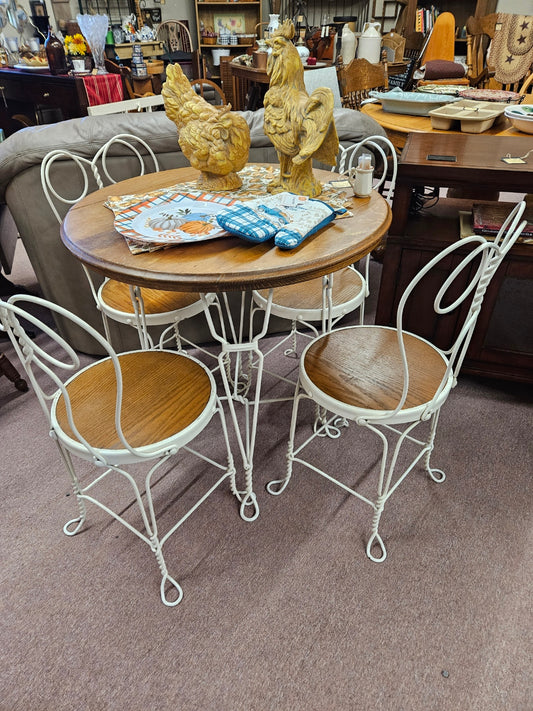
272,18,295,41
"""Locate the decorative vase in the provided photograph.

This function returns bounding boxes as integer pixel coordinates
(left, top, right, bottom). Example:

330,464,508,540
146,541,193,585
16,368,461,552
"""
267,14,279,37
76,13,109,74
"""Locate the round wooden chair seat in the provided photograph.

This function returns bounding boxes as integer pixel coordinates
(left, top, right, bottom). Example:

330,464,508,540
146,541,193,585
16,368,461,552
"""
55,351,213,449
100,280,202,315
303,325,448,412
255,267,365,318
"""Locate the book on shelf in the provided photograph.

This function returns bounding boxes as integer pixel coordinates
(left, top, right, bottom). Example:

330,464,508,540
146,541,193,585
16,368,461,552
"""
472,202,533,239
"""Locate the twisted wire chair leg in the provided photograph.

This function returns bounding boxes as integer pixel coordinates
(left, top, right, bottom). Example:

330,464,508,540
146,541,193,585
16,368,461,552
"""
150,534,184,607
424,410,446,483
57,445,87,536
283,322,299,357
366,494,387,562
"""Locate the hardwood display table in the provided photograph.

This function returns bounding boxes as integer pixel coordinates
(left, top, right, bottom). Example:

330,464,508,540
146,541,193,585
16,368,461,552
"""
61,163,392,518
376,133,533,383
361,99,532,152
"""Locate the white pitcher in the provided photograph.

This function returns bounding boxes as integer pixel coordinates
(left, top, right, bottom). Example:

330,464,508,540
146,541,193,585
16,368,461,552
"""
357,21,382,64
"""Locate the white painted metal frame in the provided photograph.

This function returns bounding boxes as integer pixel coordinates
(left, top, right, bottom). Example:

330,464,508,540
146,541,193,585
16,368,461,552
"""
87,94,165,115
250,135,397,362
199,288,281,523
267,201,527,562
0,294,241,607
40,135,215,354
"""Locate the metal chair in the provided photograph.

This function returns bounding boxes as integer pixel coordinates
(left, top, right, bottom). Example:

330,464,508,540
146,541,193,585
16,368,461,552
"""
41,135,215,353
251,135,397,359
0,294,243,607
267,200,527,562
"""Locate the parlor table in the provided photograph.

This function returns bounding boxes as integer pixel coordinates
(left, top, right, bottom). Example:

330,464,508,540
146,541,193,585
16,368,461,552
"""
61,164,392,518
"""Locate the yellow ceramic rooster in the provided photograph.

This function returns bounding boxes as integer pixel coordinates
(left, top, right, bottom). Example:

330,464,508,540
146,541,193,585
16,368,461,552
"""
162,63,251,191
263,20,339,197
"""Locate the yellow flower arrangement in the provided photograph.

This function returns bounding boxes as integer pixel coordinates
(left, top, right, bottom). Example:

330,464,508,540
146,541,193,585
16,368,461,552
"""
64,33,87,57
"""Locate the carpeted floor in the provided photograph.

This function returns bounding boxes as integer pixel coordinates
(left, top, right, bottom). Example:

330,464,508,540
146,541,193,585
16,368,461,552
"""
1,241,531,711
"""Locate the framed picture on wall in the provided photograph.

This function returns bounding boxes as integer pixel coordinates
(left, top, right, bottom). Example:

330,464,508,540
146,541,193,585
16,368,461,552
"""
29,1,46,16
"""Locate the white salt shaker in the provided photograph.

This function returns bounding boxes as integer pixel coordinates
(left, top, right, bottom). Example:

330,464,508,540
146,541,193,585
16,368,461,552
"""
351,153,374,198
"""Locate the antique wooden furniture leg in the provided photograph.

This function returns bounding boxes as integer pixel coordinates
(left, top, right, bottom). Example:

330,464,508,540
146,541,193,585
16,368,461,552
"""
0,351,28,391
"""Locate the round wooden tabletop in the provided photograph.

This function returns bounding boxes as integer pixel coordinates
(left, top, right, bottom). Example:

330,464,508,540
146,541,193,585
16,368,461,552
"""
61,165,392,293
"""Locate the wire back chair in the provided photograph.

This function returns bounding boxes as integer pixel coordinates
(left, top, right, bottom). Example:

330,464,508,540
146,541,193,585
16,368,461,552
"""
40,134,215,353
267,200,527,562
0,294,245,606
251,135,397,362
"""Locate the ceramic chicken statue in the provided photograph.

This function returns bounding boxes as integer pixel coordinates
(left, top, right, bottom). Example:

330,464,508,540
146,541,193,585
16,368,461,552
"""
263,19,339,198
162,63,251,191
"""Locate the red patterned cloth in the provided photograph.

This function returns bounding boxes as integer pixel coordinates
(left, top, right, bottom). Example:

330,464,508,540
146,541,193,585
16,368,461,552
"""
82,74,123,106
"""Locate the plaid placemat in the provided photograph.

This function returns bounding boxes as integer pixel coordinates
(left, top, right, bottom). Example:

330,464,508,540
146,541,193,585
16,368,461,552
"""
105,164,353,254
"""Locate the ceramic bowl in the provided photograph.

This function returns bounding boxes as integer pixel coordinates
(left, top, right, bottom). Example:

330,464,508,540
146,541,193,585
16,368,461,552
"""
504,106,533,134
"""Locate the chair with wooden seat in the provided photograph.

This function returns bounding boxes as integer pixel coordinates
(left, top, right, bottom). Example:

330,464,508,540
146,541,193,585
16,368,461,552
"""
41,135,215,353
267,200,527,562
0,294,241,606
466,13,533,93
416,12,470,88
190,77,227,105
337,57,389,110
251,136,397,358
156,20,196,79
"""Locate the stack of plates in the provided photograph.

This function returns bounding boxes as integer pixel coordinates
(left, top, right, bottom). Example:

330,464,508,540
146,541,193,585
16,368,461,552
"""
504,105,533,134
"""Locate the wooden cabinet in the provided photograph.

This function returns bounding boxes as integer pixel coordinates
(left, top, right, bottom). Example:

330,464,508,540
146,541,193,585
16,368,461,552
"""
194,1,263,80
0,69,89,137
375,132,533,384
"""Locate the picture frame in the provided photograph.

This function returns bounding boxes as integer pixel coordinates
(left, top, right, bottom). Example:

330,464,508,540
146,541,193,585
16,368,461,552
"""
213,14,245,35
30,1,46,16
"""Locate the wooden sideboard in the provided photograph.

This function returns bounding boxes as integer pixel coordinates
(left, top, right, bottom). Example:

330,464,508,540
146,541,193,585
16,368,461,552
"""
0,68,89,137
376,132,533,384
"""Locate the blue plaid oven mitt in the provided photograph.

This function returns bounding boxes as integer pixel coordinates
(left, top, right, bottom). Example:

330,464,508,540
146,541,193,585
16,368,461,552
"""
216,192,346,249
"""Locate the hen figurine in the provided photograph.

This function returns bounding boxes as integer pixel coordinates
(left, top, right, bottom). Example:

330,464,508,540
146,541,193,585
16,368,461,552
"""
162,63,251,191
263,20,339,198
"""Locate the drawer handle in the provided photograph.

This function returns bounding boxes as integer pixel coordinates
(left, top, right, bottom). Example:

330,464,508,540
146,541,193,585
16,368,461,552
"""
43,92,50,98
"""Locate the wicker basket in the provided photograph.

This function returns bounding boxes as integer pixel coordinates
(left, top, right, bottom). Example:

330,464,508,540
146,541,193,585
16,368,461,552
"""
146,59,164,75
203,37,217,45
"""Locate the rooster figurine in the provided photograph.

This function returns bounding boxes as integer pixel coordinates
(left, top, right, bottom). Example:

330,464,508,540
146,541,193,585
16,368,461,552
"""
162,63,251,191
263,20,339,198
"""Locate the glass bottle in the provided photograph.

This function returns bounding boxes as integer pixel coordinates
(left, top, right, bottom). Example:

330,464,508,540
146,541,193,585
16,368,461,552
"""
45,27,68,75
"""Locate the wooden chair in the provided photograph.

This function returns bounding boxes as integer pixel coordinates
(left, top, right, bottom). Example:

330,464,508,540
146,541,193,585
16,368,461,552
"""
0,294,239,607
466,14,498,88
190,78,227,105
466,14,533,93
337,57,389,110
267,201,527,563
416,12,470,87
156,20,196,79
0,351,28,391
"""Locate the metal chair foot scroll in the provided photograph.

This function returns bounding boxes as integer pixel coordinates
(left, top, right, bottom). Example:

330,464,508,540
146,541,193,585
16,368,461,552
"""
267,201,527,561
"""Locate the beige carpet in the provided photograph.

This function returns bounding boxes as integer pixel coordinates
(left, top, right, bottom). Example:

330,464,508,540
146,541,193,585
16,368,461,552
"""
1,241,531,711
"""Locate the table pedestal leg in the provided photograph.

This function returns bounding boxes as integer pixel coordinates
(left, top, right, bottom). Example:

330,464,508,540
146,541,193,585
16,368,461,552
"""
201,290,275,522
